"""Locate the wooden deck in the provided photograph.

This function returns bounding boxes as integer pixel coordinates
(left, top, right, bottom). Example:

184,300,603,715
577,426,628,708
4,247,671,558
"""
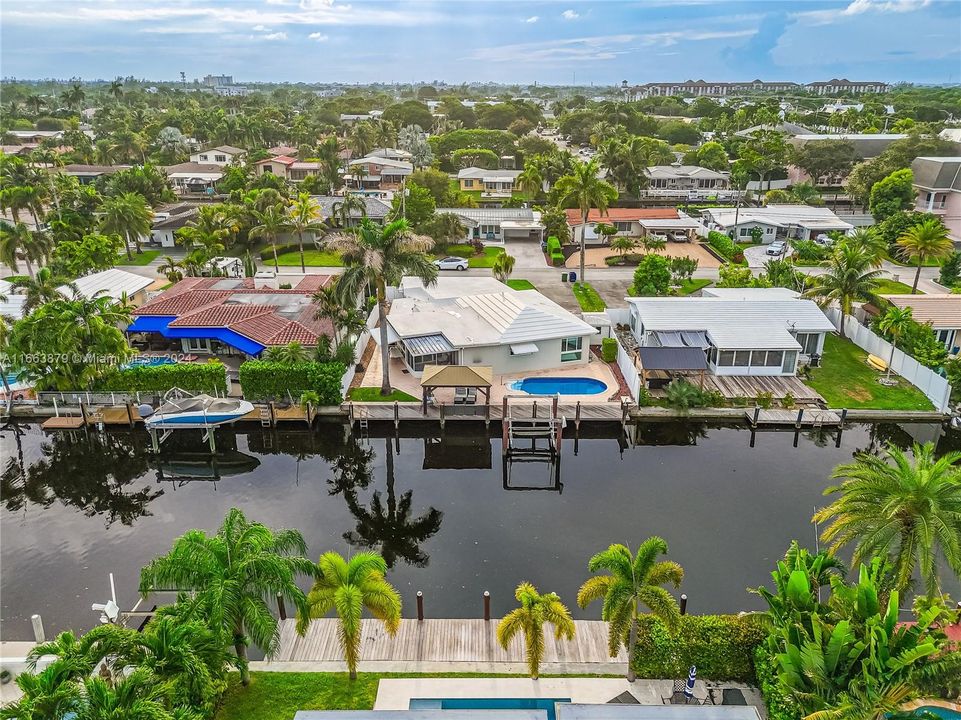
701,374,823,404
40,415,85,430
349,402,627,423
274,618,626,665
747,408,841,427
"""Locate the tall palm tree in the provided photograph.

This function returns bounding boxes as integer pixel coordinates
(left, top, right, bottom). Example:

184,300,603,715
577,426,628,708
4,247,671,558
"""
516,165,544,201
877,306,913,383
250,203,291,270
844,228,886,268
0,660,83,720
0,219,42,277
331,193,367,228
100,192,152,259
577,538,684,682
896,218,953,294
138,507,314,686
803,243,881,338
813,442,961,597
157,256,184,283
327,218,437,395
555,159,618,282
12,267,73,313
288,192,326,273
497,582,575,679
297,550,402,680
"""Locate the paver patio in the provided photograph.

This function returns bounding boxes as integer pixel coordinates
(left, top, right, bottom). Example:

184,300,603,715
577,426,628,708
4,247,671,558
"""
565,245,721,270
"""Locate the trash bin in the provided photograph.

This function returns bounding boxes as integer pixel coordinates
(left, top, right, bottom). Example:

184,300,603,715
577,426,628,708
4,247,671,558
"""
560,272,569,282
569,271,577,283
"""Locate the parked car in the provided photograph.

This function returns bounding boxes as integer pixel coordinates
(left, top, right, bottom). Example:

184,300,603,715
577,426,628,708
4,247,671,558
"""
434,256,469,271
766,241,787,256
671,232,689,242
814,233,834,247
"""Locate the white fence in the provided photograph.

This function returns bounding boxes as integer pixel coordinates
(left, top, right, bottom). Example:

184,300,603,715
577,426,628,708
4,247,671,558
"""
826,308,953,412
616,340,642,403
341,305,377,397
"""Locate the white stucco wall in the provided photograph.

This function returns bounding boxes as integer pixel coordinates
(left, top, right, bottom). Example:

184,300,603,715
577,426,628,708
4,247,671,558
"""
459,337,591,376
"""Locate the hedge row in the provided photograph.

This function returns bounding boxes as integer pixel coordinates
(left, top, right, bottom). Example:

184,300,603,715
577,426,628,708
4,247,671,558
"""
93,362,228,395
706,230,738,261
238,360,345,404
630,614,766,681
260,242,305,260
753,645,801,720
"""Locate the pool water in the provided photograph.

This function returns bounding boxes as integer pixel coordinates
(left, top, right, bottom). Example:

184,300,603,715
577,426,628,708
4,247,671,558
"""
511,377,607,395
910,707,961,720
124,356,176,369
411,698,570,720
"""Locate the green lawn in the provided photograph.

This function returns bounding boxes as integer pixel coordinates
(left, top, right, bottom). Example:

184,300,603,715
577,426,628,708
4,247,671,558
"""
677,279,712,296
881,250,940,267
873,278,919,295
468,246,505,268
275,249,345,267
571,281,606,312
505,278,536,290
119,249,161,266
805,334,933,410
348,387,419,402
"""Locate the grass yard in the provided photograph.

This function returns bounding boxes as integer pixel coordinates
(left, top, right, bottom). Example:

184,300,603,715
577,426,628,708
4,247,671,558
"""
505,278,536,290
881,250,940,267
348,387,419,402
275,249,345,267
119,249,161,266
805,334,932,410
873,278,920,295
468,246,505,268
677,279,712,296
571,281,606,311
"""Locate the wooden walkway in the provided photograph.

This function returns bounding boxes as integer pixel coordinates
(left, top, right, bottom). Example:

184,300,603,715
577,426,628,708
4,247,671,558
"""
747,408,841,427
274,618,626,665
349,402,627,423
701,374,823,403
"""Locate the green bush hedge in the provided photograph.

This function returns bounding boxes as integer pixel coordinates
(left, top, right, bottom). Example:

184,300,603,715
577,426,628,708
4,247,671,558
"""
630,614,766,681
260,242,307,260
546,236,562,254
93,362,228,394
601,337,618,362
706,231,738,261
753,646,801,720
238,361,345,404
551,251,565,266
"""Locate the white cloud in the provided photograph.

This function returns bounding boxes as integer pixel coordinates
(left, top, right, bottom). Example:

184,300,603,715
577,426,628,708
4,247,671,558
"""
795,0,930,25
561,9,579,20
525,15,539,23
263,31,287,40
308,31,329,41
253,24,270,31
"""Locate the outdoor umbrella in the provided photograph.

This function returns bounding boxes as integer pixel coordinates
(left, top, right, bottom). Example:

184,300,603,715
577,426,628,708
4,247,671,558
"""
683,665,697,700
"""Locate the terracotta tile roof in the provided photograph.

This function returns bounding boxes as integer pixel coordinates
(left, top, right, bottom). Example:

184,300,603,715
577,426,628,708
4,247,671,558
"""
136,290,232,315
564,208,680,224
169,304,275,327
294,275,331,292
257,155,296,165
231,312,295,344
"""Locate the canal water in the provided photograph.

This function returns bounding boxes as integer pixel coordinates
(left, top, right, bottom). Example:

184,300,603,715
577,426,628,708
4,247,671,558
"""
1,420,958,641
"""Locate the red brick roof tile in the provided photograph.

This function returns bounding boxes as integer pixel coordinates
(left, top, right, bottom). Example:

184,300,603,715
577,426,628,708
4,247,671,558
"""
564,208,680,224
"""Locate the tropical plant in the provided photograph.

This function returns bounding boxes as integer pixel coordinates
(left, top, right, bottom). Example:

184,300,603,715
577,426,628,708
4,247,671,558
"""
327,218,436,395
554,159,618,282
516,164,544,200
497,582,575,679
11,267,73,313
813,442,961,596
577,538,684,681
843,228,887,268
610,236,637,258
288,192,326,273
331,193,367,228
877,306,913,383
0,660,83,720
263,341,311,363
896,217,953,293
75,668,175,720
138,508,314,685
492,253,516,282
803,243,881,338
100,191,152,260
250,203,291,271
157,255,184,283
297,550,402,680
0,220,45,277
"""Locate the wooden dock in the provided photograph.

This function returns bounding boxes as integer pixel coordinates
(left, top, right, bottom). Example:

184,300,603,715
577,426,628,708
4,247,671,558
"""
40,415,86,430
274,618,626,665
746,408,841,427
702,374,824,403
348,402,627,424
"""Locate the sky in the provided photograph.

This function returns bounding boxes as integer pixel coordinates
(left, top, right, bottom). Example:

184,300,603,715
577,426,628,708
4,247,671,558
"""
1,0,959,86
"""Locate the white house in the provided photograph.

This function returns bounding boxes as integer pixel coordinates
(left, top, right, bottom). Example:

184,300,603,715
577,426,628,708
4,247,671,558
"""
59,268,155,307
189,145,245,166
164,162,224,195
385,277,597,375
435,207,544,243
699,204,854,243
0,279,27,320
882,295,961,355
456,167,522,198
626,292,836,377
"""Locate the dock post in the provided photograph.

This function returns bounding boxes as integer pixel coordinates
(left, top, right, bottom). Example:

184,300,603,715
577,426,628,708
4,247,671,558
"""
483,591,490,621
126,402,135,428
207,429,217,452
393,401,399,431
416,591,424,621
795,408,804,429
501,397,509,454
839,408,847,427
269,401,276,428
679,594,688,615
551,395,558,424
79,401,89,427
31,614,45,643
53,397,59,417
439,402,445,431
751,406,759,428
149,428,159,453
277,594,287,620
575,401,581,431
484,401,490,429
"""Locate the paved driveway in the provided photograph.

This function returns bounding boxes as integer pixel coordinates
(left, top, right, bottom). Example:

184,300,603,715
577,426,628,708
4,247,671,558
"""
743,243,787,267
565,244,721,270
504,239,548,269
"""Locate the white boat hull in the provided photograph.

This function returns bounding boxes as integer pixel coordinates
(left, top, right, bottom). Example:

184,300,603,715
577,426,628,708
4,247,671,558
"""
144,400,254,429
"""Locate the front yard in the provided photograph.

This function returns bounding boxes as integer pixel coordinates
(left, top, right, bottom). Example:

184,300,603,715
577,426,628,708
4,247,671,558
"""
275,249,345,267
874,278,920,295
805,334,933,410
571,281,606,311
677,279,712,296
119,249,161,266
436,244,505,268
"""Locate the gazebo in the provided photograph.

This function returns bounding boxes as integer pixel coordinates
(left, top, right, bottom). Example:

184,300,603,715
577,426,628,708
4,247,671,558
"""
420,364,493,414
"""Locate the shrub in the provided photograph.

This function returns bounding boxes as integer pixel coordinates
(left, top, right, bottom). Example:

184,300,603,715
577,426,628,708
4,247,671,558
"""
940,250,961,287
782,392,796,409
754,645,801,720
628,254,671,296
238,360,345,404
630,614,766,681
755,391,773,409
665,379,723,410
93,361,228,395
601,337,618,363
791,239,827,263
546,235,562,254
551,251,565,266
731,250,745,264
706,230,737,260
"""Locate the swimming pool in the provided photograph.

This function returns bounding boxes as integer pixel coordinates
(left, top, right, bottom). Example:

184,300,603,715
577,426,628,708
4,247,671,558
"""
410,698,570,720
124,356,177,369
511,377,607,395
909,707,961,720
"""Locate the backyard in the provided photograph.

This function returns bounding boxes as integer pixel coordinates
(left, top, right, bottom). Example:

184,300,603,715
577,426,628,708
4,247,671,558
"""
275,249,345,267
805,334,933,410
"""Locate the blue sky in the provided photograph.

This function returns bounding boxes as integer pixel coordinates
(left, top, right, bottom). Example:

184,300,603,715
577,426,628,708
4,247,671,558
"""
2,0,959,85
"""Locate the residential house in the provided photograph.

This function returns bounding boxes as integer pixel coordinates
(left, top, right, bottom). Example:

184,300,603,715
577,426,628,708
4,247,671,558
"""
0,279,27,320
386,277,597,375
312,195,391,227
368,147,413,162
254,155,325,183
626,292,836,377
457,167,522,199
699,204,853,243
644,165,734,199
5,130,64,144
911,156,961,243
267,145,299,157
60,164,130,185
60,268,155,307
127,275,335,358
881,295,961,355
189,146,245,166
564,208,697,243
213,86,250,97
347,156,413,191
150,203,199,248
436,207,544,243
164,162,224,195
787,134,908,186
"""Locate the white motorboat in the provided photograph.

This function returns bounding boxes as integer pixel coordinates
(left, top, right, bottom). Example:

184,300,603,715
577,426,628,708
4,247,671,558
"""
144,391,254,429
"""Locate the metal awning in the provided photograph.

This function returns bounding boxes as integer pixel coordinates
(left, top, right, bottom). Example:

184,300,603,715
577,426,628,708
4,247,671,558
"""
403,334,455,356
636,346,708,371
653,331,684,347
509,342,539,355
680,331,710,349
370,323,400,346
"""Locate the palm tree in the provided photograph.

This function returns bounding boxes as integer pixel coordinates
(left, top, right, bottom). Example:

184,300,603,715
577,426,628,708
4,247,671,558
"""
0,219,41,277
896,218,953,293
107,79,124,100
327,218,437,395
250,203,291,271
610,236,637,258
805,682,914,720
877,306,913,383
813,442,961,597
288,192,326,273
297,550,402,680
60,82,85,112
331,194,367,228
155,256,183,284
12,268,73,313
844,228,886,268
264,341,311,363
516,165,544,201
577,538,684,682
0,660,83,720
803,243,882,338
555,160,618,283
492,253,516,283
138,508,314,686
100,192,152,260
497,582,575,679
76,668,174,720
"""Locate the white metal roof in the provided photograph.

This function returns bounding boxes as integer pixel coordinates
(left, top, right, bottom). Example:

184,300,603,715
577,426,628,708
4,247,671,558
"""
457,167,521,180
626,295,835,350
701,287,800,299
435,208,540,224
61,269,154,302
349,156,413,170
0,280,27,320
702,204,853,230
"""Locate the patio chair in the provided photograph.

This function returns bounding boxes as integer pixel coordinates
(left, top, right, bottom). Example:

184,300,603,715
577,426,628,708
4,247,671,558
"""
454,387,468,404
465,388,477,404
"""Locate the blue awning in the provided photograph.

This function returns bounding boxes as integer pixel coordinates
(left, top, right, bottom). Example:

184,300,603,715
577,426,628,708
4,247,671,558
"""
128,315,175,333
127,316,266,356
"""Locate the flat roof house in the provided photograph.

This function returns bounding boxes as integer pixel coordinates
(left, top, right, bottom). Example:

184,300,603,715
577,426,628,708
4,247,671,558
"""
457,167,522,200
386,277,597,375
626,292,836,377
436,207,544,243
189,145,245,166
564,208,697,243
699,204,853,243
911,156,961,243
882,294,961,355
60,268,155,307
164,162,224,196
60,164,130,185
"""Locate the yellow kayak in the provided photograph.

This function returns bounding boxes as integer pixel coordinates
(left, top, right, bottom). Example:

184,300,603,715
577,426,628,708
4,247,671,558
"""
867,354,888,372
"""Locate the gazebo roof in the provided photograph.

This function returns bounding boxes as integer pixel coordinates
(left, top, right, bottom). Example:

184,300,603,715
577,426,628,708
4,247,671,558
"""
420,364,493,388
636,346,708,372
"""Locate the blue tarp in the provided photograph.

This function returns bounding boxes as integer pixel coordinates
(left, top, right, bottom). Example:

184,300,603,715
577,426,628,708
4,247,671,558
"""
128,315,175,333
127,316,266,356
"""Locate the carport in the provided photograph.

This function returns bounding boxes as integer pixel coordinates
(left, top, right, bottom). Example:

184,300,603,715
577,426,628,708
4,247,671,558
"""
638,217,700,241
635,346,708,389
501,219,545,242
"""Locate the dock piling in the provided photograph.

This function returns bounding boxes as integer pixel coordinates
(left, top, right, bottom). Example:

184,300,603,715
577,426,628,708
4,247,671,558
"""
393,401,399,430
277,594,287,620
31,614,45,643
679,594,688,616
751,406,760,428
795,408,804,429
417,591,424,621
483,591,490,621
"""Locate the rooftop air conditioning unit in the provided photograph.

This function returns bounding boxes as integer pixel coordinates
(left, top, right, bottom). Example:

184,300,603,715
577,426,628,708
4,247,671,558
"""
254,269,278,289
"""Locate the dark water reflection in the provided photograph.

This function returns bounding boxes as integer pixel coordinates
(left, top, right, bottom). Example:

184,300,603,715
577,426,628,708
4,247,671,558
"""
1,419,958,640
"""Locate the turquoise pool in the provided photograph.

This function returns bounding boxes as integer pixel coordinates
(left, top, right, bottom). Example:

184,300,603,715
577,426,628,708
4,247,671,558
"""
510,377,606,395
410,698,570,720
124,356,177,369
910,707,961,720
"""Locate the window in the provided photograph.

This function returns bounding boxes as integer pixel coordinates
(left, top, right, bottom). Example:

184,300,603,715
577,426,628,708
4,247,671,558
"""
199,154,208,161
480,224,498,236
718,350,736,366
561,336,583,362
794,333,820,355
739,227,749,237
936,329,953,347
765,227,773,234
760,350,783,367
733,351,750,367
183,338,211,353
782,350,798,373
215,154,226,162
463,179,474,188
263,166,273,174
615,221,632,232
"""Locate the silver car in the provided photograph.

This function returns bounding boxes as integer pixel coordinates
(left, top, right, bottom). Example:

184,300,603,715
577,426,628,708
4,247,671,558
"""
434,256,469,271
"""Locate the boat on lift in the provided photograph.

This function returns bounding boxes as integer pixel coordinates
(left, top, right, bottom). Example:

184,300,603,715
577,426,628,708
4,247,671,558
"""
144,389,254,429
